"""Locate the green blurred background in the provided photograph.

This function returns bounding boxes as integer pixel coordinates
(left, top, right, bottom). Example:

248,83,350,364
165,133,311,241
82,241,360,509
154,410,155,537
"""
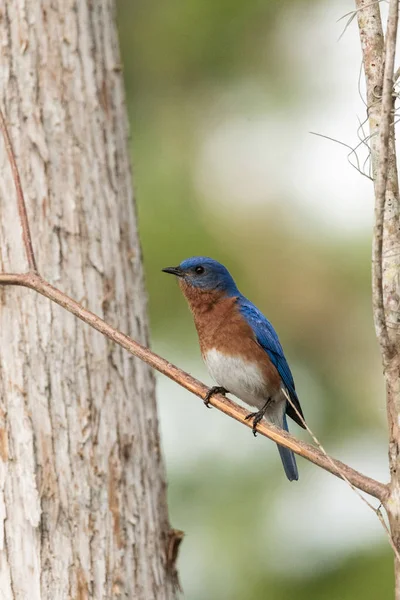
117,0,392,597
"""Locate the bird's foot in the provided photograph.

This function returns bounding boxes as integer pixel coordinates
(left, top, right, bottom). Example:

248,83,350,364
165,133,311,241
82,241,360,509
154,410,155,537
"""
245,398,271,437
203,386,228,408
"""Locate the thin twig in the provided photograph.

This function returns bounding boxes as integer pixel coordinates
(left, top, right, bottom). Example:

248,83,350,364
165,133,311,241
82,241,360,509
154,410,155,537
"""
337,1,387,41
283,389,400,561
309,130,373,181
338,1,385,24
0,271,389,502
358,59,368,109
0,109,37,272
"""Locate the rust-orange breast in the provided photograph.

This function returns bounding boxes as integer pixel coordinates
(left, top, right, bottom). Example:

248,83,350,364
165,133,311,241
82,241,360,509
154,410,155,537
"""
178,280,281,389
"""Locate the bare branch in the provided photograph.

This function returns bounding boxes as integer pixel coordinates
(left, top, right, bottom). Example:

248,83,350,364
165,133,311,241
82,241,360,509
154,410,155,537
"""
0,271,389,502
0,109,37,272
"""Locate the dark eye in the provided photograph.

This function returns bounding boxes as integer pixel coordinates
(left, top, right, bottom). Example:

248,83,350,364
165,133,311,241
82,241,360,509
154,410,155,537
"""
195,266,205,274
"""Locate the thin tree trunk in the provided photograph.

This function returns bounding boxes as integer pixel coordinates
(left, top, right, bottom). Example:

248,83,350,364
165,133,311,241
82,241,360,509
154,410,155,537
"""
356,0,400,597
0,2,177,598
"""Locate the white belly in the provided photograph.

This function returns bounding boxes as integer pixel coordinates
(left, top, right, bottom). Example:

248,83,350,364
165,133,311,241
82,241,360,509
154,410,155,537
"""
204,348,270,409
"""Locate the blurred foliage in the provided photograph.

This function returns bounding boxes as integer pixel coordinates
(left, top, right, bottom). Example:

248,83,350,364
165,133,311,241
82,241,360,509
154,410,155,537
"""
271,551,392,600
116,0,391,598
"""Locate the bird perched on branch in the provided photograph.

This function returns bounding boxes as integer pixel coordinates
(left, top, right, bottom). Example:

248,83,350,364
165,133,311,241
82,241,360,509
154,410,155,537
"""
163,256,305,481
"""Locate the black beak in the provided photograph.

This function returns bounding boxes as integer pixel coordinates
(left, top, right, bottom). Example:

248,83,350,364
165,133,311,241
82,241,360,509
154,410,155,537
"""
162,266,184,277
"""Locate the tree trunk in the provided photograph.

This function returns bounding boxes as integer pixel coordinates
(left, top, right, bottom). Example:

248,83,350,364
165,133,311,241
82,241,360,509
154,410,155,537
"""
0,2,177,598
356,0,400,597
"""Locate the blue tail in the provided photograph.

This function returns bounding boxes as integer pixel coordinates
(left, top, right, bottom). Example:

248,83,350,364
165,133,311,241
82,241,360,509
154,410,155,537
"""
277,414,298,481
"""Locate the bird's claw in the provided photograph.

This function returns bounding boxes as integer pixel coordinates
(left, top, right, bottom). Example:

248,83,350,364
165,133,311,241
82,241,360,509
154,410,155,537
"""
203,386,228,408
244,411,264,436
245,398,271,436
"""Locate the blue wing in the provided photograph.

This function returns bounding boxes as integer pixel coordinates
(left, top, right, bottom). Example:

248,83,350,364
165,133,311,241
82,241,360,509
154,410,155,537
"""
238,297,305,427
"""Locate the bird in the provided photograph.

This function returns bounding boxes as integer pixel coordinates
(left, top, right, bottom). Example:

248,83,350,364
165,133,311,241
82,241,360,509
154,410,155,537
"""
162,256,305,481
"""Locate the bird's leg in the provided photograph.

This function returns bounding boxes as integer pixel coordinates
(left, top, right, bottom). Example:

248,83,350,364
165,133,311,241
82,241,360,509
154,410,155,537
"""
245,398,272,437
203,386,228,408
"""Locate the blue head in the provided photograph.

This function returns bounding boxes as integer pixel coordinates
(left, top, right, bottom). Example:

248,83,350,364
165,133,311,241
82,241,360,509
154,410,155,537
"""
162,256,239,296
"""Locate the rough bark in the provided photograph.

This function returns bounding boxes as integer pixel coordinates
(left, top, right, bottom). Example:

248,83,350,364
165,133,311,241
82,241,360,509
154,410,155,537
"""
356,0,400,596
0,2,177,598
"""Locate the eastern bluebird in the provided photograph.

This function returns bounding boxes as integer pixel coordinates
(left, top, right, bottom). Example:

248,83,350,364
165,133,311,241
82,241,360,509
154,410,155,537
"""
163,256,305,481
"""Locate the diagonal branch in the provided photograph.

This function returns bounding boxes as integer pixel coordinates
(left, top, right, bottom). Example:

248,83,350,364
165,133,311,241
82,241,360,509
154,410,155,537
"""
0,271,389,502
0,97,390,545
0,110,37,273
